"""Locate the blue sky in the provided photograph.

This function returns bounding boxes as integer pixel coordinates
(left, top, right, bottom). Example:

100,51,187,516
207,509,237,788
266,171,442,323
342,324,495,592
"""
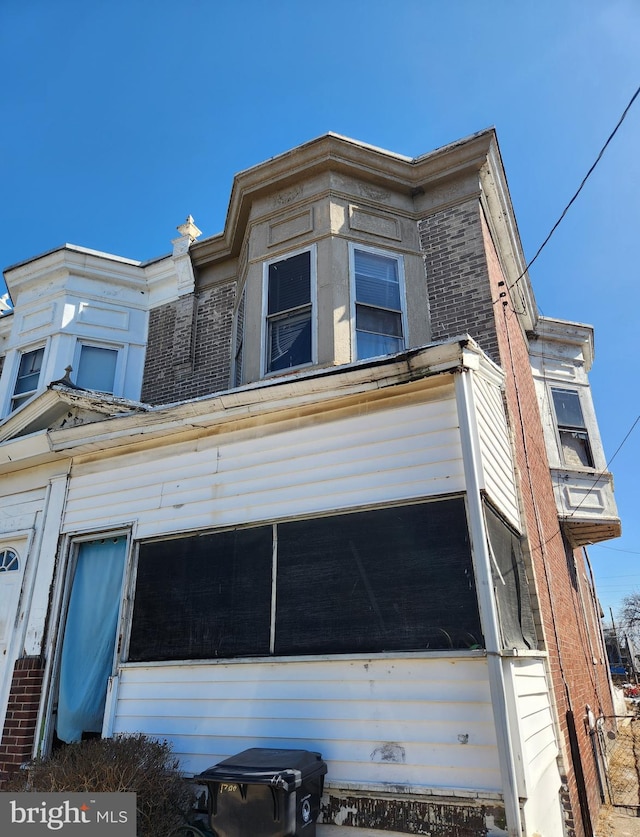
1,1,639,621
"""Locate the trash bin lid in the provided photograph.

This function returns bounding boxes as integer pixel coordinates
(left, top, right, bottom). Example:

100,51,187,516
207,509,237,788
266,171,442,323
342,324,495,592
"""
197,748,327,792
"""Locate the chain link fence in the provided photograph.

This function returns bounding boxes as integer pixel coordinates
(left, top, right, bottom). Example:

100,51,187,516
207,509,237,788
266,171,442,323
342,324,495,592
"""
599,716,640,811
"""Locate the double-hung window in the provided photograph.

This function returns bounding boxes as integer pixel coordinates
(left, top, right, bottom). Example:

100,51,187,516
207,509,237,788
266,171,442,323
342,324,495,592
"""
551,387,594,468
350,244,406,360
75,343,119,393
264,248,314,374
11,346,45,411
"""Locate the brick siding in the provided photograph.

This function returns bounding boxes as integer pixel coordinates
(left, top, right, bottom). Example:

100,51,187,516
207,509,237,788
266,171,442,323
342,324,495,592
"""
142,281,236,404
480,207,613,837
0,656,44,785
418,199,500,364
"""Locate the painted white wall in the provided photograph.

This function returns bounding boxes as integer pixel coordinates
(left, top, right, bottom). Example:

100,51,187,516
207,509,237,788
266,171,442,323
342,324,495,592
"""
112,656,500,792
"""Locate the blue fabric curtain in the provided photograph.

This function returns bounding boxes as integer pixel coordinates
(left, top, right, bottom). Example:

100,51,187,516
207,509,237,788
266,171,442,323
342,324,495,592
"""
56,537,127,743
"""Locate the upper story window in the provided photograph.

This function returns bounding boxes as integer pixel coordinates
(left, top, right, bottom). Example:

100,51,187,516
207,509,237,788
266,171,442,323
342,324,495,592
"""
11,346,45,411
551,387,594,468
75,343,118,393
350,244,406,360
263,247,315,375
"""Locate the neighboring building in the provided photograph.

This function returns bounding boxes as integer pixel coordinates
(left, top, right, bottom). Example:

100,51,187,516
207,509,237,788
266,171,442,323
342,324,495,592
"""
603,627,638,680
0,130,621,836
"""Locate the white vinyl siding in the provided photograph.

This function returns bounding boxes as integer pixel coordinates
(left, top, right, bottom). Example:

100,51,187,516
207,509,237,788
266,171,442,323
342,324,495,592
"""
472,372,520,530
508,657,562,835
62,393,464,539
111,656,500,791
508,658,558,786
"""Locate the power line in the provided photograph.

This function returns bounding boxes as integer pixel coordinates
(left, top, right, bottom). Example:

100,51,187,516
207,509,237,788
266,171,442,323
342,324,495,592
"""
496,82,640,304
592,546,640,556
566,413,640,521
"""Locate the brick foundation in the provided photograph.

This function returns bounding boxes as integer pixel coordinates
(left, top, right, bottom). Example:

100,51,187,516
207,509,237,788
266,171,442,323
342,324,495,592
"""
0,656,44,785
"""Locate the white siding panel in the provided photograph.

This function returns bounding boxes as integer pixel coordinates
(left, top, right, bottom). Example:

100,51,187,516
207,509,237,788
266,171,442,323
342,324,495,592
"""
511,658,559,788
63,398,464,536
112,656,500,792
473,374,520,530
0,487,47,534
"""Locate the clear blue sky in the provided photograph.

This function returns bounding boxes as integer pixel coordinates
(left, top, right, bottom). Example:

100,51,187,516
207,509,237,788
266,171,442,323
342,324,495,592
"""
1,1,639,622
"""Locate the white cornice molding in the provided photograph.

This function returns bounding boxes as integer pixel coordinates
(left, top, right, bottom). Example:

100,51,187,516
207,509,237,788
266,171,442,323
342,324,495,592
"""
190,131,497,266
529,315,594,370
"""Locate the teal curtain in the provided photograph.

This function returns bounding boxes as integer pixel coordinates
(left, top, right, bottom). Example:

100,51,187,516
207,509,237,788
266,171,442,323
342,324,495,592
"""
56,537,127,743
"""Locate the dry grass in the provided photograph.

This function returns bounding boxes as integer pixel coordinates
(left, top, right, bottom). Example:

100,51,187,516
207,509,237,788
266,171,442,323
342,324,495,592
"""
608,722,640,808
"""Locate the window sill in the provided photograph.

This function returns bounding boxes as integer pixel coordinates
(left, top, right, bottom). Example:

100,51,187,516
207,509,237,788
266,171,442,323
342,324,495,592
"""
121,648,489,668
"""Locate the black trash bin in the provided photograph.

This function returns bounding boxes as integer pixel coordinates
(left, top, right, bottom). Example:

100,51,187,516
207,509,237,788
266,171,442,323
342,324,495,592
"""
197,747,327,837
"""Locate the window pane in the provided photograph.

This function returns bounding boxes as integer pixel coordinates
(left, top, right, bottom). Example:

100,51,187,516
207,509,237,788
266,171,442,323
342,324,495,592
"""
275,498,482,655
13,347,44,395
356,332,403,359
355,250,400,310
0,550,19,572
356,305,403,337
268,311,311,371
552,388,586,429
76,346,118,393
268,252,311,314
484,503,537,651
559,429,594,468
129,527,273,661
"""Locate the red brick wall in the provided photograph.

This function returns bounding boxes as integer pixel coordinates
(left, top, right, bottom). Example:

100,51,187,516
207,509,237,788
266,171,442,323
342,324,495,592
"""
142,281,236,404
0,656,44,785
480,206,613,837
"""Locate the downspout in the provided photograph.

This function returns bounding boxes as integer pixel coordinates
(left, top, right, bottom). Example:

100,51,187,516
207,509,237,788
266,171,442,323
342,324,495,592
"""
455,369,523,837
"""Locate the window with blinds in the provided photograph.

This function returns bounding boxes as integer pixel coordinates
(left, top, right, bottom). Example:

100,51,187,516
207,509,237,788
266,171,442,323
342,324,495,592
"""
351,245,406,360
265,250,313,373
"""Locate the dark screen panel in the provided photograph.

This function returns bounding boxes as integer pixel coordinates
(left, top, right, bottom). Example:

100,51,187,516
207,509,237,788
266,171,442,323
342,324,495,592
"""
484,503,537,651
128,526,273,661
275,498,483,655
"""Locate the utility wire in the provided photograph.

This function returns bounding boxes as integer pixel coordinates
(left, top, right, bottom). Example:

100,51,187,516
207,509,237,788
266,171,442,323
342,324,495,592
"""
496,83,640,303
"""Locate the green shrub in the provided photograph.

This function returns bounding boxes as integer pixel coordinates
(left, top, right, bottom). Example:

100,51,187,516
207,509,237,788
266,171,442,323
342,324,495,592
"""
6,734,195,837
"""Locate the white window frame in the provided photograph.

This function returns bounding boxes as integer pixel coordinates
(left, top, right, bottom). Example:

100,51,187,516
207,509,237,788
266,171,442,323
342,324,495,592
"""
261,244,317,377
72,340,125,395
348,242,408,361
8,343,48,413
549,385,595,469
232,287,246,388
